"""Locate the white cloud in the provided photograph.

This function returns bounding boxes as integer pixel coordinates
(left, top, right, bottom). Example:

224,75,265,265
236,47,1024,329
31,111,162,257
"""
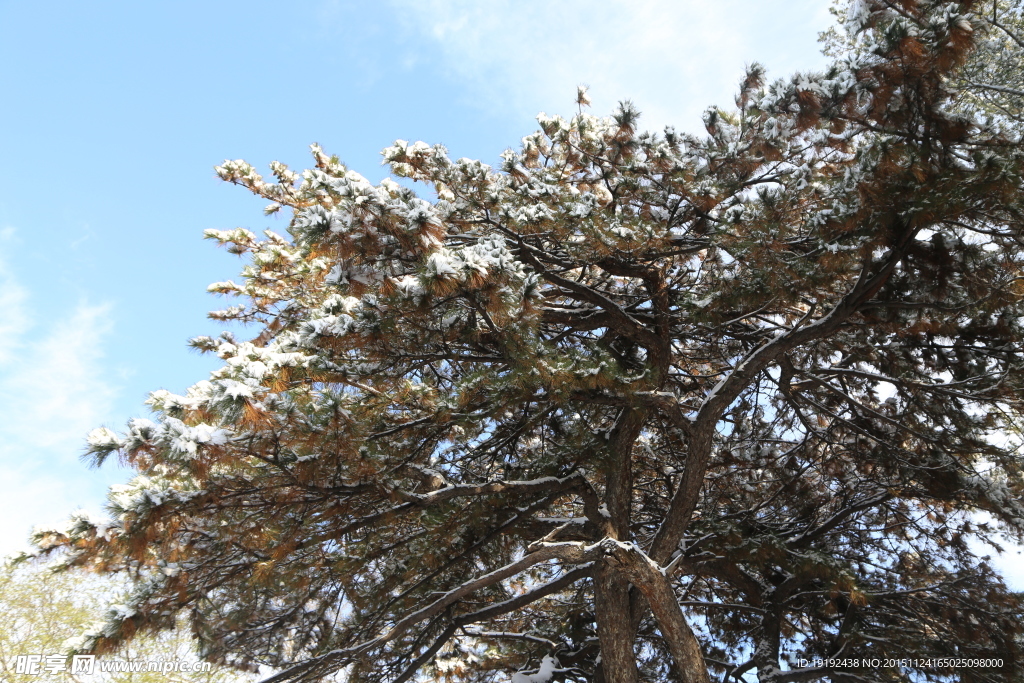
969,512,1024,591
0,232,121,557
2,302,117,449
385,0,834,132
0,227,30,366
987,544,1024,591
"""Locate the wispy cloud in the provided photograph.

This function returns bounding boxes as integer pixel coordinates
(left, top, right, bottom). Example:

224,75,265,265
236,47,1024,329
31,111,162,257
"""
0,230,120,556
0,227,30,366
385,0,834,132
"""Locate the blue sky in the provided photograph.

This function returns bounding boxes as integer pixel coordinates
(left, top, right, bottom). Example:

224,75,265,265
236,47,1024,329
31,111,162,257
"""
1,0,1020,586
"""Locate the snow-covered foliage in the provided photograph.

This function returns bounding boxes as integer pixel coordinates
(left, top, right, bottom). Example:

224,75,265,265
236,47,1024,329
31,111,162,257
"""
37,2,1024,682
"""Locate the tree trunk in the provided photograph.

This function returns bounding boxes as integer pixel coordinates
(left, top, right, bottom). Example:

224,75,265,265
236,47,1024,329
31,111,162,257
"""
611,543,711,683
594,561,640,683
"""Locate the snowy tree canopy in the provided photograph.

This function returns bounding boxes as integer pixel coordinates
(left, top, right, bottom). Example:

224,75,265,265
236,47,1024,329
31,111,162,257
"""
35,1,1024,681
824,0,1024,128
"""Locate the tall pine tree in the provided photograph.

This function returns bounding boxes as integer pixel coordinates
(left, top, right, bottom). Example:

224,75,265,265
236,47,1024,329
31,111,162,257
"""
36,1,1024,681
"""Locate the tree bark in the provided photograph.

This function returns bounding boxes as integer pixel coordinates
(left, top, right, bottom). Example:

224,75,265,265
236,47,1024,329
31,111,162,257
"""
635,570,711,683
608,542,711,683
594,560,640,683
605,408,646,539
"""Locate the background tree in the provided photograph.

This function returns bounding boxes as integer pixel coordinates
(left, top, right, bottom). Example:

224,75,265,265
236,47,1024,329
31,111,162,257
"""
0,553,256,683
36,0,1024,681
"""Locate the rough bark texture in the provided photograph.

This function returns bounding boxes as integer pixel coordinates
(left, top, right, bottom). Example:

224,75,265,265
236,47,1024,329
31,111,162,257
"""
594,561,641,683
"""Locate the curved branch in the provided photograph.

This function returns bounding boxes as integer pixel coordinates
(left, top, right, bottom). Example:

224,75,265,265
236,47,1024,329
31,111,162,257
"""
650,230,921,564
260,544,585,683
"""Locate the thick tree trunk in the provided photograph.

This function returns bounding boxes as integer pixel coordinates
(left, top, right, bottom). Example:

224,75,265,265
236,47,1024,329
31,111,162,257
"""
608,543,711,683
594,561,640,683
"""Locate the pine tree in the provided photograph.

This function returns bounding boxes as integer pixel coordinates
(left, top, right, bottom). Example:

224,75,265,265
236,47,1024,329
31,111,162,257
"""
36,1,1024,681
